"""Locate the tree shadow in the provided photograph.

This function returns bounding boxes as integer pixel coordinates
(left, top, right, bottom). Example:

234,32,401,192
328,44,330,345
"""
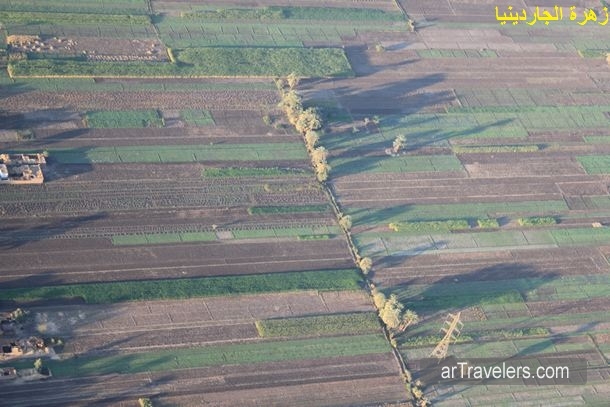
343,44,419,76
368,241,445,280
332,73,452,116
348,204,412,227
395,263,568,387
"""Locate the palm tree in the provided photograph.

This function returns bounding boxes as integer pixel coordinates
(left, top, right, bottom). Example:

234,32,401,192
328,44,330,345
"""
392,134,407,154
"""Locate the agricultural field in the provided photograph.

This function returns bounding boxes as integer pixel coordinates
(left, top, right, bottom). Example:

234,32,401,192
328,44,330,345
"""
0,0,415,405
297,0,610,405
3,0,610,406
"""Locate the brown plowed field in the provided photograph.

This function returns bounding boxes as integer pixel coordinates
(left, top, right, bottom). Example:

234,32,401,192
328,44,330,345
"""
2,358,408,407
16,292,372,353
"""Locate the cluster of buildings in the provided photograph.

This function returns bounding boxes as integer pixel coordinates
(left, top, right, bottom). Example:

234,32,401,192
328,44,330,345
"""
0,153,46,184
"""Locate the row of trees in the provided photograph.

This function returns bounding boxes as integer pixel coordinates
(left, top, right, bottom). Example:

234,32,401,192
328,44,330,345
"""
277,76,328,181
274,74,419,352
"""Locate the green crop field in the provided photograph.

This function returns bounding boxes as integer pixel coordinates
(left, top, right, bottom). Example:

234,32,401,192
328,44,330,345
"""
379,113,530,139
112,232,217,246
0,11,150,26
452,145,540,153
583,136,610,143
444,105,610,130
175,47,353,77
178,6,404,22
1,78,275,92
356,225,610,256
85,110,164,128
330,155,463,176
255,312,380,337
232,225,341,240
577,155,610,174
0,269,362,304
348,200,568,226
391,274,610,312
0,0,148,14
2,334,388,378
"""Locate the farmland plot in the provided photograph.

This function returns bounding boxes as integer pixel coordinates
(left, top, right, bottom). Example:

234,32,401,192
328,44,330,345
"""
0,292,407,406
288,0,610,405
9,0,610,405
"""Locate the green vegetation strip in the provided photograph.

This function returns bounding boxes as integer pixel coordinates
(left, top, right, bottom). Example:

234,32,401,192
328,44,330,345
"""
112,226,342,245
112,232,217,246
0,269,362,304
202,167,307,177
2,334,387,378
181,6,404,22
360,225,610,255
401,327,549,348
583,136,610,144
392,274,610,312
0,0,148,14
248,204,330,214
0,11,150,26
255,312,380,338
452,145,540,153
232,226,341,239
389,220,469,233
2,78,276,92
577,155,610,174
85,110,163,128
9,48,353,78
578,49,608,58
50,143,307,163
349,200,568,225
330,155,463,176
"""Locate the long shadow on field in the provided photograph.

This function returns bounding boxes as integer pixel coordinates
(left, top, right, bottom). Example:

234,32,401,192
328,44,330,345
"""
333,74,452,116
328,118,516,176
348,204,412,227
303,71,451,116
393,262,558,314
343,44,419,77
0,212,107,250
398,263,562,398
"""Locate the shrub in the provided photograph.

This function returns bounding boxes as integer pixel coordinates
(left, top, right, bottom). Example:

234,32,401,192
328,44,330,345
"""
372,289,387,309
139,398,153,407
517,216,557,227
338,214,352,231
359,257,373,274
477,218,500,228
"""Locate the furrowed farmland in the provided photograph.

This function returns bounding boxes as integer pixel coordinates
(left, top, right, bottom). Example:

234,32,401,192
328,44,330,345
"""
2,0,610,406
0,1,410,406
